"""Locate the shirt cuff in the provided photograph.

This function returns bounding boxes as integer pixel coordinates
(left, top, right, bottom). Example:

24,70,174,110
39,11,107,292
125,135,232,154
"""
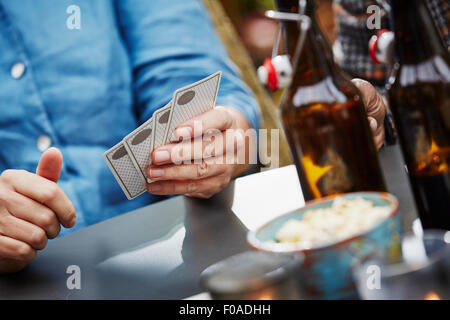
215,94,261,132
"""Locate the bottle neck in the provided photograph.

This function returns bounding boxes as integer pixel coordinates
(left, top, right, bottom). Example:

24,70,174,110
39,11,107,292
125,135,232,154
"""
280,1,335,86
392,0,446,65
276,0,315,55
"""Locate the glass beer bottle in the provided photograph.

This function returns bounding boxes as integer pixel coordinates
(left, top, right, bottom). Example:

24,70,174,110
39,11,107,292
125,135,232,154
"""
277,0,386,200
388,0,450,230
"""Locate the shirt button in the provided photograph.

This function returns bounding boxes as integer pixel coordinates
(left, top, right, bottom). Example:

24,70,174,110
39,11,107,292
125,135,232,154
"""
37,135,52,152
11,62,26,79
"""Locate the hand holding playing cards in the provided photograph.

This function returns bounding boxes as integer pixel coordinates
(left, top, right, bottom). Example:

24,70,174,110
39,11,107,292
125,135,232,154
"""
147,106,255,198
0,148,76,273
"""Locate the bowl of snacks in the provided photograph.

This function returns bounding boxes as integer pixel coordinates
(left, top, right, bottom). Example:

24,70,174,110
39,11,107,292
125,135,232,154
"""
247,192,402,300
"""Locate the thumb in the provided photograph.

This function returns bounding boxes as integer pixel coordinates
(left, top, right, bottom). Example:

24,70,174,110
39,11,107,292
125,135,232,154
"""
36,147,63,183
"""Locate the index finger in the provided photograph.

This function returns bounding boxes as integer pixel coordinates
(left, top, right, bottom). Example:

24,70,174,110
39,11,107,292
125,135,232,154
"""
2,170,76,229
174,106,234,140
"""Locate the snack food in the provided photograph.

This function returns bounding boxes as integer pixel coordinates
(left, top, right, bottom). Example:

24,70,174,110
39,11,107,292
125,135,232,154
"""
274,197,391,249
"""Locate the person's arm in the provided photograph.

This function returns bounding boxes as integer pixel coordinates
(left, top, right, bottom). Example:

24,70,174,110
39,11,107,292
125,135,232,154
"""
115,0,260,198
115,0,260,131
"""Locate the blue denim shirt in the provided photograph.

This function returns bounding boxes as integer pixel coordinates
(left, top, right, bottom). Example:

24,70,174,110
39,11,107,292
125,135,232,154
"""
0,0,260,236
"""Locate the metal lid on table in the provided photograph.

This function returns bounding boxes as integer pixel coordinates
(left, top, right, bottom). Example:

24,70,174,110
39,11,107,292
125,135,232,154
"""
200,251,303,295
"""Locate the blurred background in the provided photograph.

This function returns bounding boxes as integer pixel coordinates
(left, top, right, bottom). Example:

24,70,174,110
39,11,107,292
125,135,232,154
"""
219,0,335,68
202,0,337,166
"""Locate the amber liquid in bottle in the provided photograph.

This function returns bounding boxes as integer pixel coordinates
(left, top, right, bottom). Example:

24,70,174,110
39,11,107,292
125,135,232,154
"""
388,0,450,230
278,0,386,201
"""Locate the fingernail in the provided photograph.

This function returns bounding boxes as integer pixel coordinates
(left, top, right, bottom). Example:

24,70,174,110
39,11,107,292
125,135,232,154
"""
149,184,162,192
369,118,377,130
204,143,214,158
175,127,192,139
154,150,170,163
149,168,164,178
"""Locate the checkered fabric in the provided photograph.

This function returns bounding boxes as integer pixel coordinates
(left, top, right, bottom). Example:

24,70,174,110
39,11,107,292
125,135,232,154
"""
428,0,450,48
335,0,390,84
334,0,449,145
337,0,377,16
335,0,449,83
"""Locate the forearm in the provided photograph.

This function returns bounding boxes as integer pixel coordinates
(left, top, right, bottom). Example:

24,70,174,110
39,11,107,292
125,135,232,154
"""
116,0,260,130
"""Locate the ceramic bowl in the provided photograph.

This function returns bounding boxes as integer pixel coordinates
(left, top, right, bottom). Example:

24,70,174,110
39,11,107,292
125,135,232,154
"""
247,192,402,299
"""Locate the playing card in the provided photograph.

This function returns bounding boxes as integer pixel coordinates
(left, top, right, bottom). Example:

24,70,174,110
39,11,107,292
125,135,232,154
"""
152,101,173,150
104,71,222,199
123,117,155,182
103,142,147,200
163,71,221,143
